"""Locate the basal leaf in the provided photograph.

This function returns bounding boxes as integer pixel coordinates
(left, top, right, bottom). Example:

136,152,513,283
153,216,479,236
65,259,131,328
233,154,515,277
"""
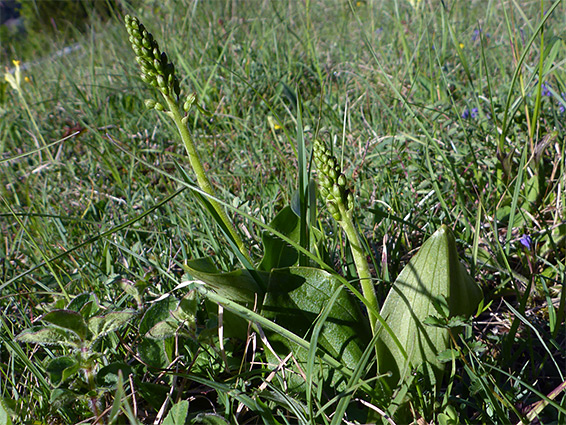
40,310,88,341
189,412,230,424
97,362,133,388
262,266,371,388
145,319,179,340
138,338,171,369
172,290,198,323
375,225,482,387
0,398,12,425
66,292,99,319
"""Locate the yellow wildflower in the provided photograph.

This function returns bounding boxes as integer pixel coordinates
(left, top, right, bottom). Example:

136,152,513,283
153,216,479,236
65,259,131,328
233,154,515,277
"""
4,59,22,91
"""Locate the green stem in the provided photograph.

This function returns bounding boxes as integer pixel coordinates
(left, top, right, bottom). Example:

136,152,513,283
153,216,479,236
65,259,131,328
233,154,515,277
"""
162,94,252,264
17,91,54,162
337,204,379,335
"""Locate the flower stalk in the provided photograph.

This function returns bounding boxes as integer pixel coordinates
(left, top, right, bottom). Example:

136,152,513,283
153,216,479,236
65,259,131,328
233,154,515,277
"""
124,15,251,263
313,139,379,334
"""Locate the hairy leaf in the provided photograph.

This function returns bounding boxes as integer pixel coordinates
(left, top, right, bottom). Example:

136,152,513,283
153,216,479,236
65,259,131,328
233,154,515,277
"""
16,326,81,348
88,310,137,342
40,310,88,341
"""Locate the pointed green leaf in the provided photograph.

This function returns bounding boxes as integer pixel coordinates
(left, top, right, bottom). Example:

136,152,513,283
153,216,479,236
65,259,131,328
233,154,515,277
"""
138,338,171,369
376,225,482,387
41,310,88,341
97,362,133,388
146,320,179,339
16,326,81,348
163,400,189,425
189,413,229,424
66,292,99,319
172,290,198,323
0,398,13,425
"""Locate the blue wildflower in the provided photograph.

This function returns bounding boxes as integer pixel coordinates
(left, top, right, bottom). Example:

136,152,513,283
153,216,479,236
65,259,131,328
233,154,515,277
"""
519,234,532,250
472,28,490,43
541,82,552,97
462,107,479,119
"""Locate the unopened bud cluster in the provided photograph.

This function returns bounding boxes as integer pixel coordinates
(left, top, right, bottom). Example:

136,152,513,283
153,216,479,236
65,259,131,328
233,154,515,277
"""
125,14,181,100
313,139,354,221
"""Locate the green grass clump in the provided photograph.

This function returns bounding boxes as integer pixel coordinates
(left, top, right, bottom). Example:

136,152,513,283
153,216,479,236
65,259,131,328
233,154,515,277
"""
1,0,565,423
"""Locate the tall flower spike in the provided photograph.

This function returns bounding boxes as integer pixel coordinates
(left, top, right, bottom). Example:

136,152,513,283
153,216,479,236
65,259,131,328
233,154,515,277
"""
125,15,181,100
124,15,252,264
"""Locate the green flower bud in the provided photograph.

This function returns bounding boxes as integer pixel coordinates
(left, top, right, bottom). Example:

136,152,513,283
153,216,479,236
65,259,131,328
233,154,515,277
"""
328,201,340,217
140,73,153,84
154,102,165,111
347,192,354,210
156,74,166,88
183,93,196,112
144,99,157,109
332,184,342,200
126,16,183,101
142,36,152,49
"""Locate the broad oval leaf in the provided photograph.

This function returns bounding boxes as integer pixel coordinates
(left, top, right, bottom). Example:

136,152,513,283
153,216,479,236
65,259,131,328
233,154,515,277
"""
66,292,100,319
163,400,189,425
138,338,171,369
262,266,371,387
96,362,133,388
375,225,483,387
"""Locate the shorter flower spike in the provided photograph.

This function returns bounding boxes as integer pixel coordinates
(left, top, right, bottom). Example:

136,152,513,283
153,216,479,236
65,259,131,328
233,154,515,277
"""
313,139,379,335
125,15,181,100
313,139,353,222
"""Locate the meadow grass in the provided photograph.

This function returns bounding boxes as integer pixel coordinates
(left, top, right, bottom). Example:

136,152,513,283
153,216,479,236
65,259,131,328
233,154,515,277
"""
1,0,565,423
